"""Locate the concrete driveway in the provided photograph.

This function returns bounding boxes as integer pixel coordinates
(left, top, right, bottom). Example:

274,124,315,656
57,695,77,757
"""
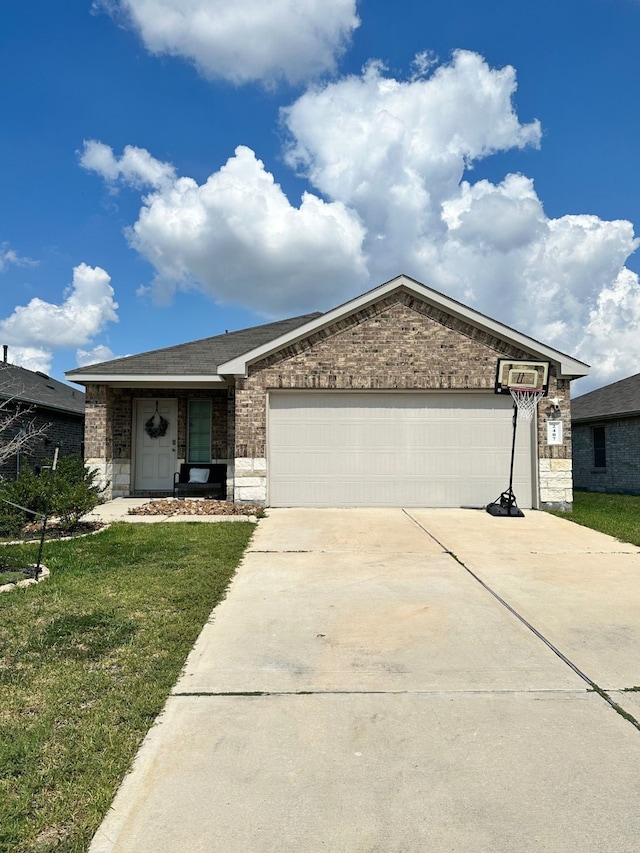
90,509,640,852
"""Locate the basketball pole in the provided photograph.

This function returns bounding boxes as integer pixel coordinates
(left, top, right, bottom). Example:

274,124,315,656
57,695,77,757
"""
486,399,525,517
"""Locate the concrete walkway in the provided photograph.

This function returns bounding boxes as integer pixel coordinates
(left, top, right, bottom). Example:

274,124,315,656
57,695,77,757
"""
90,509,640,852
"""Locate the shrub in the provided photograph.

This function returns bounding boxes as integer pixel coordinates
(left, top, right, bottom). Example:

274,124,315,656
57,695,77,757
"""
0,468,47,535
49,456,106,531
0,455,106,535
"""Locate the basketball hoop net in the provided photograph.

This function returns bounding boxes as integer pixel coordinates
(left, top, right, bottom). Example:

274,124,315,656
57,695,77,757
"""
509,387,545,422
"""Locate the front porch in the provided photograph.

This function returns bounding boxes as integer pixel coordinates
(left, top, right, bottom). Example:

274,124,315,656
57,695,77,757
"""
84,386,233,501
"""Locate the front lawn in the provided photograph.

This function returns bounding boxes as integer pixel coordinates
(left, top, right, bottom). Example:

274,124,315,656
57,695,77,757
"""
0,521,255,853
550,490,640,546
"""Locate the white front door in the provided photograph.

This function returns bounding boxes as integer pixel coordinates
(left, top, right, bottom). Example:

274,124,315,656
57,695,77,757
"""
134,399,178,492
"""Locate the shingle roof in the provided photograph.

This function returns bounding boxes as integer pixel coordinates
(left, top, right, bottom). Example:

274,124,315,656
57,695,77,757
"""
572,371,640,422
67,312,323,377
0,362,84,416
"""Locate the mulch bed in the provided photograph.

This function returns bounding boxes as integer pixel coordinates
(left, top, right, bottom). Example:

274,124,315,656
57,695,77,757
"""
127,498,263,517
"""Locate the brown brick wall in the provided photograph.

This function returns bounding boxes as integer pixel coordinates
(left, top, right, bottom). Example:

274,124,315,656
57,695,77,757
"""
536,376,572,460
85,385,230,462
84,384,110,459
235,293,571,459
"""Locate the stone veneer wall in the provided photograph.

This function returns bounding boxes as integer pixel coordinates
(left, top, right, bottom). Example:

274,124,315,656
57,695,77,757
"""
84,385,230,498
233,292,575,508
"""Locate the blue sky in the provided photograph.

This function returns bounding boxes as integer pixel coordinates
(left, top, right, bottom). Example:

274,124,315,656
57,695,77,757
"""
1,0,639,393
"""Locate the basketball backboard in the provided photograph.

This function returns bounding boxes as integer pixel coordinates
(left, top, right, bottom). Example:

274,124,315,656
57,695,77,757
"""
494,359,550,395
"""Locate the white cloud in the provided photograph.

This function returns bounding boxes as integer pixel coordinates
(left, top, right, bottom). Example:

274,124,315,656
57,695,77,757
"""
567,267,640,386
282,51,639,388
435,184,640,382
76,344,119,367
282,51,542,279
95,0,360,85
82,49,640,390
3,347,52,374
80,140,176,189
83,142,367,313
0,264,119,371
0,244,37,273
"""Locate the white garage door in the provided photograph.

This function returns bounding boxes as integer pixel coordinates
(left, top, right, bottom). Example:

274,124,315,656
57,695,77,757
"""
267,391,534,508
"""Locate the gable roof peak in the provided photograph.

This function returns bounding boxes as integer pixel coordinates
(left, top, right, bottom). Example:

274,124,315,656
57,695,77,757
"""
218,274,589,380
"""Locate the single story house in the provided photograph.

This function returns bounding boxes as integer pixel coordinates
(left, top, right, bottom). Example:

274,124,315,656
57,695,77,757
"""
0,353,85,480
66,275,588,509
572,371,640,494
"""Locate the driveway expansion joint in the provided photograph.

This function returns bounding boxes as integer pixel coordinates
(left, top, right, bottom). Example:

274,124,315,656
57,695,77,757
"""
171,689,592,698
249,549,313,553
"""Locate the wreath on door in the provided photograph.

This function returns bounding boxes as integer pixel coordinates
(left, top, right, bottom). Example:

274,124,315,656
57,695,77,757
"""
145,402,169,438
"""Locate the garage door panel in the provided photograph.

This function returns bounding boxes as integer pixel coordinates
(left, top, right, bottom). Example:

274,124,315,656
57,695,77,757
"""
268,392,533,508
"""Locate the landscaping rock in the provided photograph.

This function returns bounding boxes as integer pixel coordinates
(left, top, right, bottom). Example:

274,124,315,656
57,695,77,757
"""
127,498,263,517
0,565,49,593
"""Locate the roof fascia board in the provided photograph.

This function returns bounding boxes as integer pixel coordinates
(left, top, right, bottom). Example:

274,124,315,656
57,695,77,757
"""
572,410,640,424
33,403,84,417
64,373,227,387
218,275,589,379
0,396,84,416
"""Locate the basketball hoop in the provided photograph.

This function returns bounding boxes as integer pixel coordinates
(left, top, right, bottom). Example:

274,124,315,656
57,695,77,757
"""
488,358,551,517
509,387,545,422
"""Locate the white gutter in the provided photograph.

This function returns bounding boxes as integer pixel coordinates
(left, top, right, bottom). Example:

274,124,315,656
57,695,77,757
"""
64,373,227,386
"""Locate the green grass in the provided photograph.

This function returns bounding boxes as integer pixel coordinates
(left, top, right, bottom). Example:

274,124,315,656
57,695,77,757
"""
0,521,255,853
550,490,640,546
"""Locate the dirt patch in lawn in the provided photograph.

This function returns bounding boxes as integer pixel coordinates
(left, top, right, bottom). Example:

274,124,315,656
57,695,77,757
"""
19,520,105,540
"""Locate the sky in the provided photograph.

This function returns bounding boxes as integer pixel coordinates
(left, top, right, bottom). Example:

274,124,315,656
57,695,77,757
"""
1,0,640,395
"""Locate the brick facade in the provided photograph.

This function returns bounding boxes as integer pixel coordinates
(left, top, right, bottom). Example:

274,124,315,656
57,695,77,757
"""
573,417,640,494
234,292,574,508
81,289,577,507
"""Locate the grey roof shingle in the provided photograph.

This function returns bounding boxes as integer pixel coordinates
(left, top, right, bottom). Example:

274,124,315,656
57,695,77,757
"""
68,312,323,377
572,371,640,422
0,362,84,416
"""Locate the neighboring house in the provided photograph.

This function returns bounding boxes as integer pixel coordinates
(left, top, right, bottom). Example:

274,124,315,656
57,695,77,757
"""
572,371,640,494
0,355,85,480
66,275,588,509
